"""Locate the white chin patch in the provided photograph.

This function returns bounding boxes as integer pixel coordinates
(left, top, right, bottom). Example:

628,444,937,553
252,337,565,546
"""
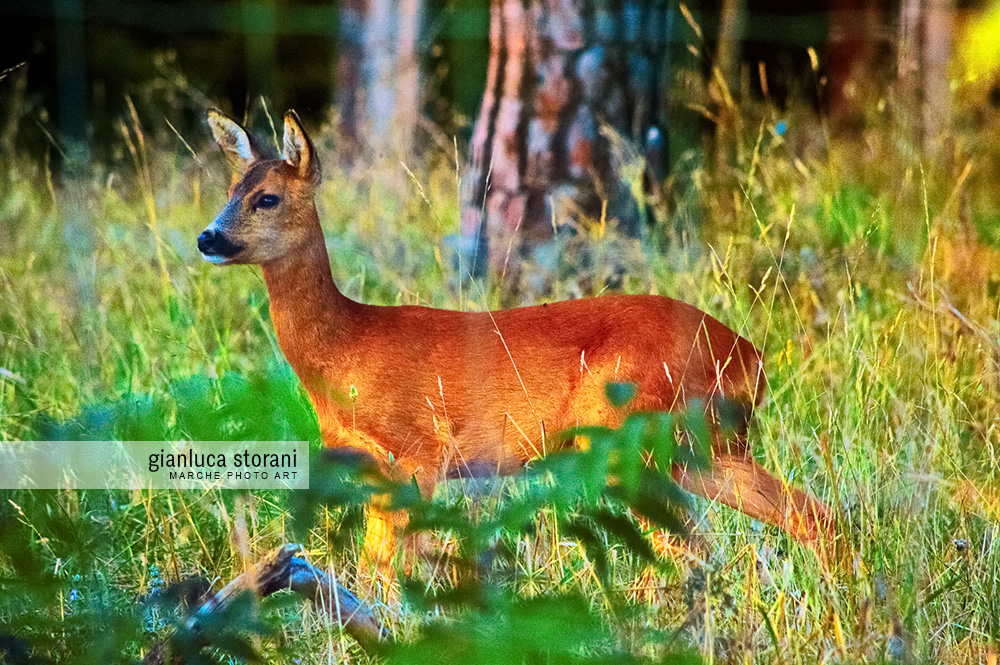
201,253,229,265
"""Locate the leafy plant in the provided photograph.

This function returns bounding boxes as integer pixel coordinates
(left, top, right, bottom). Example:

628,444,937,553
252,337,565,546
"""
294,382,711,664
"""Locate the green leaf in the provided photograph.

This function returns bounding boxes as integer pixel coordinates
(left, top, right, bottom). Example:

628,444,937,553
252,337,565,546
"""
562,516,610,586
615,414,647,497
591,507,657,564
640,411,677,468
605,382,637,408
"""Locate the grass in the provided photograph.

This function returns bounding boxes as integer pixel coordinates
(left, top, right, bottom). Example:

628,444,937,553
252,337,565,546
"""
1,81,999,664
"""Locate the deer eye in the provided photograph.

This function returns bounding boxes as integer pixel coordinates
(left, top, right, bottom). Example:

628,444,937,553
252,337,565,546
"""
256,194,280,209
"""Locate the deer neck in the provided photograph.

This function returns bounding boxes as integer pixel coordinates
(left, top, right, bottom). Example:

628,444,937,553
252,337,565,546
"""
260,210,352,372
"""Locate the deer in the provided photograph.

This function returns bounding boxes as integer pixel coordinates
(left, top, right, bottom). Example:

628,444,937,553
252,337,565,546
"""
199,109,834,593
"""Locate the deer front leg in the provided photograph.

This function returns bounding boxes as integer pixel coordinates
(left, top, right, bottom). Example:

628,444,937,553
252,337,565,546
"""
361,456,435,606
319,417,441,603
317,420,408,603
362,504,407,602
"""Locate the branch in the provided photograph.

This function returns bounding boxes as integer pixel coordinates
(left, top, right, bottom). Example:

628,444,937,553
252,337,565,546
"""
143,544,390,664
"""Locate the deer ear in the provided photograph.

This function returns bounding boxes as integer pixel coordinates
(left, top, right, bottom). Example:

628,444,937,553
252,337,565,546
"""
283,110,321,185
207,109,264,175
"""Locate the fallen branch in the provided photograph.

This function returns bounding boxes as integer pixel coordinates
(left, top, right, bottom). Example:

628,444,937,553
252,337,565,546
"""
143,544,390,664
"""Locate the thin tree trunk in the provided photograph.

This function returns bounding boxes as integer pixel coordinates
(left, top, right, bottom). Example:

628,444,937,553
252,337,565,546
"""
897,0,924,145
335,0,425,160
896,0,954,156
711,0,744,172
922,0,953,156
827,0,881,128
367,0,399,143
897,0,922,86
336,0,366,153
395,0,424,153
54,0,94,308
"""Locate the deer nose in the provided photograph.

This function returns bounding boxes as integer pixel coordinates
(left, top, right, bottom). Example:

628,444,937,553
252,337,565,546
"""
197,229,217,254
198,228,245,260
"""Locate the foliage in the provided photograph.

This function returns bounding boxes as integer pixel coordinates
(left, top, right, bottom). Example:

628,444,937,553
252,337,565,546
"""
293,383,707,665
0,374,705,663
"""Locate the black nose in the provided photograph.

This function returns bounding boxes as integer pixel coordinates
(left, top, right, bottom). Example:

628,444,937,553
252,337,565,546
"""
197,229,216,254
198,229,243,257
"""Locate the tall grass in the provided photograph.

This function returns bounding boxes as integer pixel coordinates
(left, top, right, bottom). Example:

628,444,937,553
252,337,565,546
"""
1,78,999,663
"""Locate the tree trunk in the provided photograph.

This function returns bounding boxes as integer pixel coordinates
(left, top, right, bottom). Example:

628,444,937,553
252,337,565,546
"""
336,0,366,153
921,0,953,156
335,0,425,160
460,0,672,276
896,0,954,156
897,0,922,101
54,0,95,308
826,0,882,128
710,0,745,173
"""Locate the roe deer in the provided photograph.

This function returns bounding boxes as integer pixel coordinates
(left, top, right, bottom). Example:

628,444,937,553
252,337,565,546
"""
200,110,834,587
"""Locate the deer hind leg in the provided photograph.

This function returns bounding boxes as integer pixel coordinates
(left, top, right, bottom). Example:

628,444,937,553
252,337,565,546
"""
672,450,835,547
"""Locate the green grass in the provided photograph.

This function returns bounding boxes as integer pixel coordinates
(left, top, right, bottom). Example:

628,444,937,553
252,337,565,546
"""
1,93,999,664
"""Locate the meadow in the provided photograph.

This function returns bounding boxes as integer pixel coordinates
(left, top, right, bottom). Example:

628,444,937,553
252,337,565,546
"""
0,80,999,664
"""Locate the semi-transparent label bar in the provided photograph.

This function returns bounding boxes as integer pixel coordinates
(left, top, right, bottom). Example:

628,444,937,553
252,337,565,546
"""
0,441,309,490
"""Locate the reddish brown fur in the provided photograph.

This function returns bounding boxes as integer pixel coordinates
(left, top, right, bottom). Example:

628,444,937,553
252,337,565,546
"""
204,111,834,584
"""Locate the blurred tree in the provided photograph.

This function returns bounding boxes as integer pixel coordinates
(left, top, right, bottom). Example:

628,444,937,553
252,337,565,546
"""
826,0,884,128
897,0,955,155
710,0,745,173
53,0,96,316
336,0,424,160
459,0,673,276
336,0,366,150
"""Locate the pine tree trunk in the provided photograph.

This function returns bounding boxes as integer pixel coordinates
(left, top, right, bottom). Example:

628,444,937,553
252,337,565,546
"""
921,0,953,156
896,0,954,156
336,0,366,153
335,0,425,159
827,0,882,128
461,0,672,275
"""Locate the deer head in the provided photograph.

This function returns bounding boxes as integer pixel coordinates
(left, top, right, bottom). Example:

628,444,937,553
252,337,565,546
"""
199,109,322,266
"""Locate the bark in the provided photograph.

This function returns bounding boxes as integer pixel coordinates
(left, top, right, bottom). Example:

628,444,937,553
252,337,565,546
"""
710,0,745,173
335,0,425,159
461,0,672,275
897,0,922,93
921,0,953,155
896,0,955,155
336,0,367,152
396,0,424,151
826,0,881,125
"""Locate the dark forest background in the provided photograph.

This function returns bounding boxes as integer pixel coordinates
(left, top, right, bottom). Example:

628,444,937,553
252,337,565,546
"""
0,0,847,159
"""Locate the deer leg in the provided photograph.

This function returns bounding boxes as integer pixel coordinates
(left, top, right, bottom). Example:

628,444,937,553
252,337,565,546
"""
362,504,408,604
362,462,435,603
672,451,835,546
